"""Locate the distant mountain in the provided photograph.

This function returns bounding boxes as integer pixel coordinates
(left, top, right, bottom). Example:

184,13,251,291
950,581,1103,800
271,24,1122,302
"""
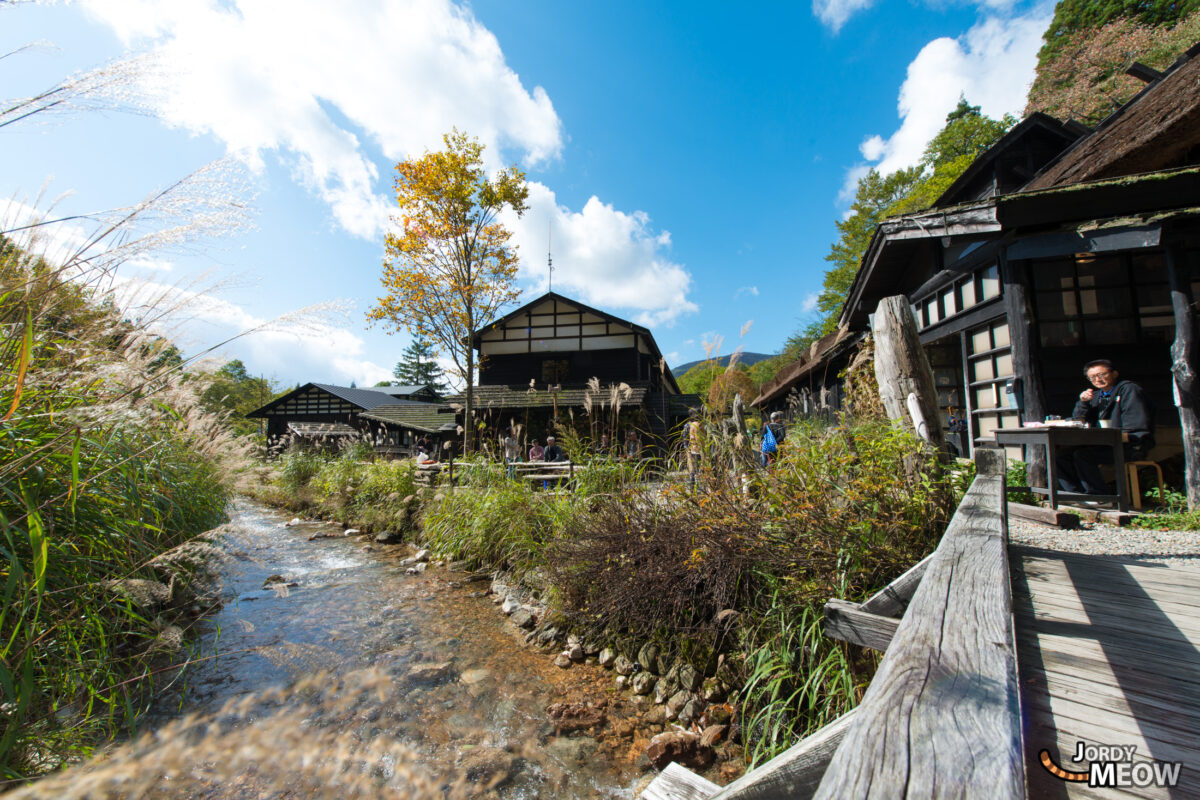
672,352,775,376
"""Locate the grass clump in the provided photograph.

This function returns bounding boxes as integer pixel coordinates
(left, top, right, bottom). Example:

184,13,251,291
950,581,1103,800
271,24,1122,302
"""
0,241,244,778
1131,485,1200,531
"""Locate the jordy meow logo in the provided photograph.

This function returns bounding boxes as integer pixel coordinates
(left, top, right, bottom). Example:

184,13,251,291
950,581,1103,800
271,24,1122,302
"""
1040,741,1184,788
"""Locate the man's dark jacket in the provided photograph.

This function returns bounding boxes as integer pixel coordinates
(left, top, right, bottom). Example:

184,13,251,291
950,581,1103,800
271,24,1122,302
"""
544,444,567,462
1071,379,1155,454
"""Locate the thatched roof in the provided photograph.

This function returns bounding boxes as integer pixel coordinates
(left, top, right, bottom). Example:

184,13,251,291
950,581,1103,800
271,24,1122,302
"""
287,422,358,438
751,328,858,408
1025,43,1200,191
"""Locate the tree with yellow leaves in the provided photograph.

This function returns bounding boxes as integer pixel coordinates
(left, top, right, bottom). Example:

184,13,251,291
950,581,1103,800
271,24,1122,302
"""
368,129,529,454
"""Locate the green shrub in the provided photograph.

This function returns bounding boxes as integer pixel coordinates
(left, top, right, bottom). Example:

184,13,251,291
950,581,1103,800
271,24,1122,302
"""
277,449,326,490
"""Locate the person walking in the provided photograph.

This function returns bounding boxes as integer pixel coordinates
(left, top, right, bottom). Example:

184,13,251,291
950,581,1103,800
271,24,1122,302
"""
761,411,786,468
501,432,521,479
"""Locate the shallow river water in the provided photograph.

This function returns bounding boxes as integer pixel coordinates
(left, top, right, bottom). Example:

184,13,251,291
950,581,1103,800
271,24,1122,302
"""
147,497,641,799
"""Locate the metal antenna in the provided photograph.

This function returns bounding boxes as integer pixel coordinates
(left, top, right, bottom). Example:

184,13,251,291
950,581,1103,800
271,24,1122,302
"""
547,222,553,292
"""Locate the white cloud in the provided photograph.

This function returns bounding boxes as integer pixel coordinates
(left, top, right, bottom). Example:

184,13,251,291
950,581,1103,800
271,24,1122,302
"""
734,286,759,299
813,0,877,33
81,0,564,239
107,274,392,385
855,10,1052,179
504,181,698,328
801,292,819,313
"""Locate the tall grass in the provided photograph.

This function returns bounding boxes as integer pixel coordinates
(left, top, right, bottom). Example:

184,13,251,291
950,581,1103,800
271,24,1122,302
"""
0,235,245,777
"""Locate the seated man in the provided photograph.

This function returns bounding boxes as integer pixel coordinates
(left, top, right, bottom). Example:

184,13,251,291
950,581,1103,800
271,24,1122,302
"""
1057,359,1154,496
543,436,567,463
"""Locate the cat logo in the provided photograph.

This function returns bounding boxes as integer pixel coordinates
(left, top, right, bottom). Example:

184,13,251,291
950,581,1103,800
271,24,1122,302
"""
1040,742,1183,788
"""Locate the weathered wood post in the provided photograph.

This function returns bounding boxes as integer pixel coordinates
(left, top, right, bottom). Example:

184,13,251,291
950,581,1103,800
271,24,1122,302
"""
1166,245,1199,509
1000,252,1049,487
871,296,946,454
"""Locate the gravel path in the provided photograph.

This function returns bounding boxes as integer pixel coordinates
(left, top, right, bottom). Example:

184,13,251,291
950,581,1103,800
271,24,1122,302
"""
1008,516,1200,568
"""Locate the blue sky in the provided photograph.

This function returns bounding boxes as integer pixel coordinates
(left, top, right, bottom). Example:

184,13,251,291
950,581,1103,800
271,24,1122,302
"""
0,0,1053,387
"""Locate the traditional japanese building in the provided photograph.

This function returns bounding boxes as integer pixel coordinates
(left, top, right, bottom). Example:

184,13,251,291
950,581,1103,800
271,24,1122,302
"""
455,291,697,444
837,43,1200,487
246,382,447,451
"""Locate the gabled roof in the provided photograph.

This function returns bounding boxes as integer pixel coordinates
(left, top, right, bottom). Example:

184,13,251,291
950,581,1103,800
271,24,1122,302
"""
934,113,1086,207
245,382,433,418
376,384,439,397
474,291,682,394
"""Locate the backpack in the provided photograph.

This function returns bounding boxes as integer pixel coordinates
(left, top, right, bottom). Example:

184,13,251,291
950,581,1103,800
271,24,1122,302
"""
762,424,777,454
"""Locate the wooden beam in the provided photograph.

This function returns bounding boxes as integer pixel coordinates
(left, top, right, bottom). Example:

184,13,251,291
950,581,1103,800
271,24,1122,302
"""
823,599,899,652
999,251,1048,488
708,709,858,800
1166,244,1200,510
813,448,1024,799
1126,61,1164,83
1006,501,1081,529
639,762,721,800
859,554,933,617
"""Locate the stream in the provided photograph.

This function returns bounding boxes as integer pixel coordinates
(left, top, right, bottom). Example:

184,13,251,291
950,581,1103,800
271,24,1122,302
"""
146,497,642,798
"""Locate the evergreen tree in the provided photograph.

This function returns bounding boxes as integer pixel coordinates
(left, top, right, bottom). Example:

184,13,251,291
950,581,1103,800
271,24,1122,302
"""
393,335,448,394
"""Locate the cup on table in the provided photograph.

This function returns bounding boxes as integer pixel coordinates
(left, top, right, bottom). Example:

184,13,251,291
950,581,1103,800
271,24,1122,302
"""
1098,419,1112,429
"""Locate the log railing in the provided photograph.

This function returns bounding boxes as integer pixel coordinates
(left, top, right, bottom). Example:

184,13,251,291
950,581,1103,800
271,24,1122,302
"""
644,448,1022,800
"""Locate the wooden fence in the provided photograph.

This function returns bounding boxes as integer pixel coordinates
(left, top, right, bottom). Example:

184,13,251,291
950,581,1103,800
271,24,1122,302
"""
643,448,1023,799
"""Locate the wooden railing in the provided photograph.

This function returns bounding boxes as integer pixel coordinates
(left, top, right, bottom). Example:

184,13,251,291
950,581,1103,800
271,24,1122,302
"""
643,448,1023,800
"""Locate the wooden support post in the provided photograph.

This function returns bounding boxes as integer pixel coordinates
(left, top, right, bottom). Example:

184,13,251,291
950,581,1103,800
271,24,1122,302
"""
871,296,946,454
1166,244,1199,510
1000,251,1049,488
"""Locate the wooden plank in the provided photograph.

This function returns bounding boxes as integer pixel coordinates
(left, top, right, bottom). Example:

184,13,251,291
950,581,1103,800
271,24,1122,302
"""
859,554,932,617
1021,661,1200,720
823,599,899,652
814,451,1024,799
709,709,857,800
1015,590,1200,638
1013,574,1200,613
639,761,721,800
1016,630,1200,689
1006,501,1081,529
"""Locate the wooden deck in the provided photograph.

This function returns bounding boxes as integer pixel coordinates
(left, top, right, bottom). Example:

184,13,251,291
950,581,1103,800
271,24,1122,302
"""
1012,546,1200,799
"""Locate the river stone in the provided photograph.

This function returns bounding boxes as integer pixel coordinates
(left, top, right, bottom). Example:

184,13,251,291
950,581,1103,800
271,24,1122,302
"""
598,647,616,668
582,639,602,656
567,634,581,648
631,671,656,696
702,677,728,703
535,626,559,647
546,702,605,734
407,662,454,684
615,674,628,689
653,679,672,705
567,644,584,662
414,548,431,562
678,663,703,692
679,696,705,727
637,642,662,675
660,662,681,696
374,530,403,544
613,655,636,676
285,517,301,527
665,690,690,720
501,597,519,615
104,578,172,611
645,730,715,770
361,545,374,552
510,608,536,630
490,578,509,597
344,528,361,536
707,704,732,725
459,668,491,685
554,652,572,669
458,746,515,786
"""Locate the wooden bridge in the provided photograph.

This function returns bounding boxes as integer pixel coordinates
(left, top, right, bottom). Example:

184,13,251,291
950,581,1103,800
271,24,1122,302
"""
641,449,1200,799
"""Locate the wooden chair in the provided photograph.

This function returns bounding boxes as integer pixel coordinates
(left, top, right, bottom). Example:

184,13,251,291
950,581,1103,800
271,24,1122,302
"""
1125,460,1164,510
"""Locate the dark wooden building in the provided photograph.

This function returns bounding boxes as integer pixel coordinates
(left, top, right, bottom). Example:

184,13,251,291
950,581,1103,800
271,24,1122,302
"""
246,383,444,451
839,43,1200,488
751,328,861,418
457,291,697,444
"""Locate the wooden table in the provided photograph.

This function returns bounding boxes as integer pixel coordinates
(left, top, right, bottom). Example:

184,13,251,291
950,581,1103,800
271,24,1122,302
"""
993,426,1129,511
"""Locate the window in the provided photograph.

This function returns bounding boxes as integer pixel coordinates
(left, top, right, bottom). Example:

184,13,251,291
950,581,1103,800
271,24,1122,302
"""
1032,251,1172,348
913,263,1003,331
